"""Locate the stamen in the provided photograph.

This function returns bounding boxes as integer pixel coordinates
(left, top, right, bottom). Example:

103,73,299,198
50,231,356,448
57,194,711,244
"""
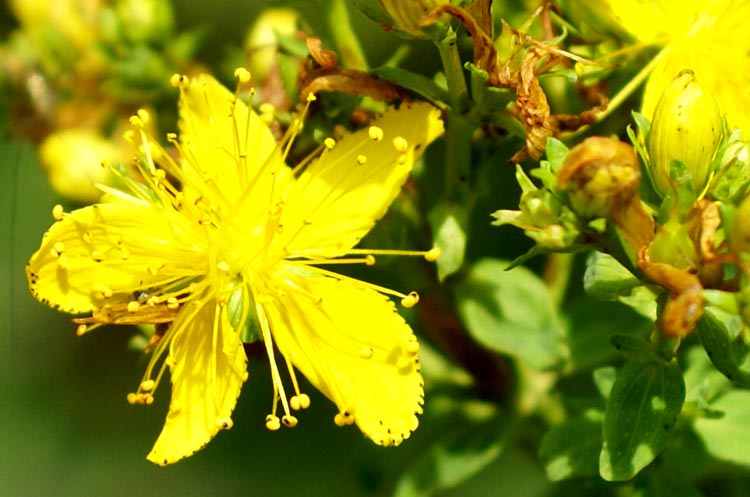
127,301,140,312
216,417,234,430
356,154,367,165
284,356,310,410
170,73,189,89
233,67,251,83
324,138,336,149
401,291,419,308
265,414,281,431
392,136,409,153
52,204,64,220
256,301,296,427
368,126,384,141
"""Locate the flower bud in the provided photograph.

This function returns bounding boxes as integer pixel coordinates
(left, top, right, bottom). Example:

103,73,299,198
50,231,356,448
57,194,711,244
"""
556,136,640,219
40,128,119,203
245,8,299,83
377,0,450,38
647,70,723,198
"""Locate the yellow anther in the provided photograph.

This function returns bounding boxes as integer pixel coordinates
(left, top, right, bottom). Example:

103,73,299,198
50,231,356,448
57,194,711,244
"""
281,415,298,427
76,324,88,336
139,379,155,392
147,296,159,306
123,130,135,144
216,417,234,430
324,137,336,149
241,371,249,382
234,67,251,83
397,154,408,165
259,102,275,115
393,136,409,153
166,132,178,143
356,154,367,165
137,108,150,124
217,261,231,273
50,247,61,258
365,255,376,266
167,297,179,310
100,160,110,169
401,291,420,308
290,394,311,410
265,414,281,431
153,169,166,180
405,340,420,355
129,115,142,127
360,347,374,359
91,250,103,261
52,204,64,220
369,126,384,141
127,301,141,313
170,73,189,88
334,413,347,427
143,394,154,405
306,92,316,102
425,247,441,261
127,393,137,404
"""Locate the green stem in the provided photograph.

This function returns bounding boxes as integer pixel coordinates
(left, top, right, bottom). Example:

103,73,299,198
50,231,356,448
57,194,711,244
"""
544,252,574,307
435,29,472,201
435,29,467,112
328,0,368,71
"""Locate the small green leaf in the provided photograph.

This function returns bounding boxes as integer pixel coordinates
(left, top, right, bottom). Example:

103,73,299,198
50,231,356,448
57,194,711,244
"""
455,259,565,369
599,360,686,481
371,66,449,106
583,252,641,301
693,390,750,467
566,299,652,372
545,137,570,173
429,203,467,281
697,306,750,386
610,334,659,362
539,410,603,480
393,418,503,497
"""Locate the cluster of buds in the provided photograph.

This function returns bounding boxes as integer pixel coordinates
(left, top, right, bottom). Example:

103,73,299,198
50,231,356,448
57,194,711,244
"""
1,0,199,202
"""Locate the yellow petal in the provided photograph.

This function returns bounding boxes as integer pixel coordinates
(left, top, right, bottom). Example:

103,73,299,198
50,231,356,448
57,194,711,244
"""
147,298,248,465
27,202,207,314
263,265,424,446
275,102,443,258
177,74,280,204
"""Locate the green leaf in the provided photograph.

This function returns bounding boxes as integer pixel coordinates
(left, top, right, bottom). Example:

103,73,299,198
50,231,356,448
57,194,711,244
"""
696,306,750,386
393,418,503,497
566,299,652,372
545,137,570,173
429,203,467,281
610,334,659,362
693,390,750,467
583,252,641,301
539,410,603,480
371,66,449,106
599,360,686,481
455,259,565,369
593,367,617,399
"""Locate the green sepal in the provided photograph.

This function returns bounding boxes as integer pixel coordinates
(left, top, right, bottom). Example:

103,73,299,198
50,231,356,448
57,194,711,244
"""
226,287,262,344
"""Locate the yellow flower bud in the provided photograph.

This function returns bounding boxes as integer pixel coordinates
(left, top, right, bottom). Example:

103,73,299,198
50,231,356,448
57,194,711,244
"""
378,0,450,38
39,128,119,203
647,70,723,198
244,8,299,83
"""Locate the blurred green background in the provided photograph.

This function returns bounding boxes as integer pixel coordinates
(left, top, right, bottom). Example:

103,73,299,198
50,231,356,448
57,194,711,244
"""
0,2,548,495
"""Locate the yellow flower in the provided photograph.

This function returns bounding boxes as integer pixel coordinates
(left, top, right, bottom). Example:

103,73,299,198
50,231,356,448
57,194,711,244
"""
26,71,443,465
605,0,750,134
